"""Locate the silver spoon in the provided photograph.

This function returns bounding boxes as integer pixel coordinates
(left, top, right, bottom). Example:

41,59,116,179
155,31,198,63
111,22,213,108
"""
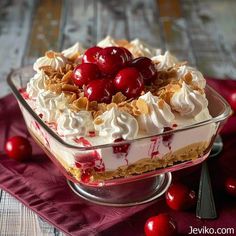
196,135,223,219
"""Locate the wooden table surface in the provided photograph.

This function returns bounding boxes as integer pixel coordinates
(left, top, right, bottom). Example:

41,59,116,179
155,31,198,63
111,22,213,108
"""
0,0,236,235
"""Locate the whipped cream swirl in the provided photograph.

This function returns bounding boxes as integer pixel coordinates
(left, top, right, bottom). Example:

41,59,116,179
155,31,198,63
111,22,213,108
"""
62,42,84,60
177,65,206,89
128,39,160,58
35,91,68,122
33,51,67,71
97,36,118,47
57,110,94,137
94,107,138,141
151,51,178,71
170,82,208,117
138,92,175,134
26,70,48,99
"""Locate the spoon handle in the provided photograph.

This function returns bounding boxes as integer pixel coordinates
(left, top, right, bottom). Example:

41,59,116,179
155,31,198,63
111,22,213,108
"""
196,161,217,219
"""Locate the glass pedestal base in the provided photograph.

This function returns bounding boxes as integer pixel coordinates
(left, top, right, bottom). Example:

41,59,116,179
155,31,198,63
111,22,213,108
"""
67,172,172,207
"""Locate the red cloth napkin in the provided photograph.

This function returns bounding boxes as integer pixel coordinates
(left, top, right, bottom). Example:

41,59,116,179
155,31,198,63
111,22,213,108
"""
0,78,236,236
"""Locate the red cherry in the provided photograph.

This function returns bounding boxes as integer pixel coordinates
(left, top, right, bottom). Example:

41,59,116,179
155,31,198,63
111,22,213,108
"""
227,92,236,111
72,63,100,87
225,177,236,197
114,67,144,99
130,57,157,85
82,46,102,64
144,214,177,236
120,47,133,62
5,136,32,161
84,79,114,103
97,47,127,75
165,183,197,211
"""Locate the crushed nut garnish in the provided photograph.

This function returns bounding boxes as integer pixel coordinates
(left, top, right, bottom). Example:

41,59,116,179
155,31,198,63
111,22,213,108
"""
94,117,104,125
158,99,165,109
136,98,149,114
112,92,127,104
183,72,193,84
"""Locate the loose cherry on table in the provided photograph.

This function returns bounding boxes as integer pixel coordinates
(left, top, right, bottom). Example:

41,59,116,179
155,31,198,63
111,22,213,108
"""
72,63,100,87
5,136,32,161
225,177,236,197
144,213,177,236
114,67,144,99
84,79,114,103
82,46,102,64
97,46,131,75
165,183,197,211
130,57,157,85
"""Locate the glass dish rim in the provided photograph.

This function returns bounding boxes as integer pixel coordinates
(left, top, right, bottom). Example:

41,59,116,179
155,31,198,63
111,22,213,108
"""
7,66,233,151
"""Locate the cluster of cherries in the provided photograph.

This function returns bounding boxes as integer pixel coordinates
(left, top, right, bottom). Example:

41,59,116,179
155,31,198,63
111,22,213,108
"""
72,46,157,103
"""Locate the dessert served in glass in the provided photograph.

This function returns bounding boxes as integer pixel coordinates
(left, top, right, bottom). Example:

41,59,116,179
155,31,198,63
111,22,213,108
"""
8,36,231,206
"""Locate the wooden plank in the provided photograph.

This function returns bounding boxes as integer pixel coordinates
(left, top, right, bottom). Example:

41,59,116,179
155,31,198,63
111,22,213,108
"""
0,191,65,236
157,0,196,64
126,0,162,48
0,0,35,97
95,0,163,49
181,0,236,78
96,0,129,41
60,0,96,49
23,0,63,65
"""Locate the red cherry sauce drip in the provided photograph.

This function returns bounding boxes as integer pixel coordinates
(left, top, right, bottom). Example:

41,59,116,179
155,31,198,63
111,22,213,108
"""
74,137,105,183
113,138,130,165
148,137,161,159
163,127,174,150
19,88,29,100
88,131,96,137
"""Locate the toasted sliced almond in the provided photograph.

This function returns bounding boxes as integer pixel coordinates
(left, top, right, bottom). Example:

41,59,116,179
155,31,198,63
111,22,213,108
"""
112,92,127,104
94,117,104,125
62,84,78,92
136,98,149,114
62,70,73,83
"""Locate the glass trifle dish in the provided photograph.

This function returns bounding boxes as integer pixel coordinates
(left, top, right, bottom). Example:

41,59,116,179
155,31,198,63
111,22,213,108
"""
8,36,231,205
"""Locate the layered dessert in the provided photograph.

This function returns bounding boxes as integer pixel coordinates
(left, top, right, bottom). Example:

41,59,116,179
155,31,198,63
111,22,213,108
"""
23,36,216,184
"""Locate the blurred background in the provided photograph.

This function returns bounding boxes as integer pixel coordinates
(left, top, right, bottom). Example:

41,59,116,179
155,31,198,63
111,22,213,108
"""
0,0,236,235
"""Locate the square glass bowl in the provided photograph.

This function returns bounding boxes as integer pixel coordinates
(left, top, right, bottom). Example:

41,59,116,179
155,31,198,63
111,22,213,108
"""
7,66,232,205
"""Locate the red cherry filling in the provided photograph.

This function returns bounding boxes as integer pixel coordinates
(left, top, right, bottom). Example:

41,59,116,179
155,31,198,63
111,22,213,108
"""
84,79,114,103
130,57,157,85
97,46,128,75
165,183,197,211
81,169,92,183
113,138,130,154
225,177,236,197
82,46,102,64
144,214,177,236
5,136,32,161
114,67,144,99
72,63,100,87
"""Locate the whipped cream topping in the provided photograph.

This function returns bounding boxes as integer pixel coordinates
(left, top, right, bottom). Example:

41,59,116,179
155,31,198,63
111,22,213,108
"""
35,91,68,122
177,65,206,89
62,42,84,60
151,51,178,70
97,36,118,48
170,82,208,117
128,39,160,58
138,92,175,134
57,110,94,137
94,107,138,141
26,70,48,99
33,51,67,71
